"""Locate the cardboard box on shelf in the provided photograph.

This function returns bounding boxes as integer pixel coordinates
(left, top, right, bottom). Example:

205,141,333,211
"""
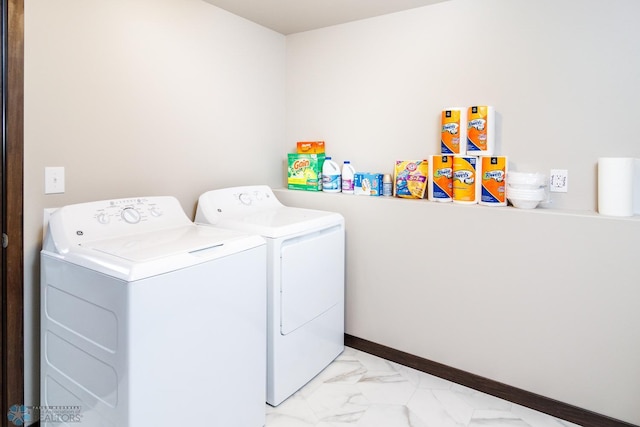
287,153,325,191
354,173,384,196
296,141,325,154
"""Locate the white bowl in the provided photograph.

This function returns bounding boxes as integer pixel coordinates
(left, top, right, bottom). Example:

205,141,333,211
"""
506,186,546,200
508,198,542,209
508,172,547,189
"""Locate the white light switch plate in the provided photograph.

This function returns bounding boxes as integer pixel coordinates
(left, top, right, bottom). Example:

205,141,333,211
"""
45,167,65,194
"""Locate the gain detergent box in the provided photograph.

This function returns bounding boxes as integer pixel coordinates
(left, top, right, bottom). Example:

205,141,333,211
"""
287,153,325,191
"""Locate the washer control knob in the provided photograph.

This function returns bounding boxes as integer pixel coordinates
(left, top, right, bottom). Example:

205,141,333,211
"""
96,213,110,224
239,193,252,205
121,207,141,224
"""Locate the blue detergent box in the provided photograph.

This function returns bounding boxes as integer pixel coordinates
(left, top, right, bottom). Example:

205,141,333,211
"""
354,172,383,196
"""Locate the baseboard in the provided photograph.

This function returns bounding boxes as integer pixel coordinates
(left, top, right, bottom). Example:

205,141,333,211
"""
345,334,637,427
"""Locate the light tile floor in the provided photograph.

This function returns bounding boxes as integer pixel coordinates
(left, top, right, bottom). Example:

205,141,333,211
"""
266,347,582,427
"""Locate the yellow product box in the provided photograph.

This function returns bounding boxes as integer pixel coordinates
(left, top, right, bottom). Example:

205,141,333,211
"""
394,160,429,199
287,153,325,191
296,141,326,154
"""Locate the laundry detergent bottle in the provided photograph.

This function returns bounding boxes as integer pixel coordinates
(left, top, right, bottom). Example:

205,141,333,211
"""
341,161,355,194
322,157,341,193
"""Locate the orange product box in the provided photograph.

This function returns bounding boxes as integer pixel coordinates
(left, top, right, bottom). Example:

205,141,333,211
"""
296,141,326,154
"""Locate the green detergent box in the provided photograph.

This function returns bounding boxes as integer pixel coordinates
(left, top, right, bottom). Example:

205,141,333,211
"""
287,153,325,191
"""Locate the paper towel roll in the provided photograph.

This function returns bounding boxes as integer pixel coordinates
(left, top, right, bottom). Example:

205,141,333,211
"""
466,105,495,156
441,107,467,155
597,157,636,217
635,159,640,215
428,154,453,202
479,156,508,207
453,155,480,204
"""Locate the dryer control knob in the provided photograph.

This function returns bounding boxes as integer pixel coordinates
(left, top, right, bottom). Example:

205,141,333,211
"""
239,193,252,205
121,207,141,224
96,213,110,224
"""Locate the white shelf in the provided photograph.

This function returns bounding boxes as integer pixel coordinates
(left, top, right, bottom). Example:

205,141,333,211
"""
274,188,640,222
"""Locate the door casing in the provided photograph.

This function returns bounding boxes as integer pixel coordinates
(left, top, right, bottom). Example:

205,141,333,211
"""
1,0,24,423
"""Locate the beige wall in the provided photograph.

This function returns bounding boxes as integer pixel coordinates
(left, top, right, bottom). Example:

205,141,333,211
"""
286,0,640,212
283,0,640,424
24,0,286,409
24,0,640,424
275,189,640,425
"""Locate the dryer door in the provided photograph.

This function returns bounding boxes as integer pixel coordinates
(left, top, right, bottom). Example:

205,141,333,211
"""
280,225,344,335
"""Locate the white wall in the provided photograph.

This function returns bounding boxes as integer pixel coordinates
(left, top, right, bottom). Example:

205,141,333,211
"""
24,0,286,410
284,0,640,424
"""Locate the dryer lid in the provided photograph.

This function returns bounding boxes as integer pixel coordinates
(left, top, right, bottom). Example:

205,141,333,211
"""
216,207,343,238
195,185,344,237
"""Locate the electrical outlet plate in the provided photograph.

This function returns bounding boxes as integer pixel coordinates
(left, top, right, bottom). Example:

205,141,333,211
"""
549,169,568,193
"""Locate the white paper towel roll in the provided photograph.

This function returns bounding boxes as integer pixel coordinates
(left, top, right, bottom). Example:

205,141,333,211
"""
597,157,636,217
635,159,640,215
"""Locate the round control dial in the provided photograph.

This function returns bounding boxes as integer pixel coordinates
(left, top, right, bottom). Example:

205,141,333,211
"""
96,213,110,224
239,193,252,205
121,207,141,224
149,206,163,217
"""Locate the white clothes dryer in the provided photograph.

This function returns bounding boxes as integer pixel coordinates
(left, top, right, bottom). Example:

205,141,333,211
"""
195,186,345,406
41,196,267,427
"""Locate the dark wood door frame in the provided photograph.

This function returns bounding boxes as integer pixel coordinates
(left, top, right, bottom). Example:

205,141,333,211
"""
2,0,24,424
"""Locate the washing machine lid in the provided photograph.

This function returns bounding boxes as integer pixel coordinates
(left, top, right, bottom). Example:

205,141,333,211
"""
215,207,343,238
47,224,264,281
42,196,265,281
83,225,231,262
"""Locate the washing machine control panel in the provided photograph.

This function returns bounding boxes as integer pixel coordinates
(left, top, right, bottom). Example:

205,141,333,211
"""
91,198,161,226
47,196,192,248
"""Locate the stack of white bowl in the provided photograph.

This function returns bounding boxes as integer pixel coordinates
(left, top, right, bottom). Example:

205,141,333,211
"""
506,172,547,209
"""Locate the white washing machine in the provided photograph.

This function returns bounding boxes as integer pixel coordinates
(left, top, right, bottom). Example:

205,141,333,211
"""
195,185,345,406
41,196,267,427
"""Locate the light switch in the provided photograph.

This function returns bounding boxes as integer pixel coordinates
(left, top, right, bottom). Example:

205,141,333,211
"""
45,167,65,194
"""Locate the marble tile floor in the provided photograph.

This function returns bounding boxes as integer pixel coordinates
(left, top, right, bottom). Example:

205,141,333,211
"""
265,347,582,427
